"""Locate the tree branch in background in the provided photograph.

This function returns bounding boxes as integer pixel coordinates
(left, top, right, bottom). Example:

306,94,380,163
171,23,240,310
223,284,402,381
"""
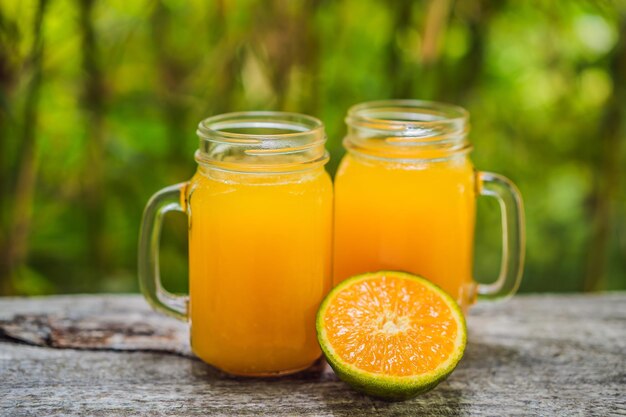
203,0,243,116
421,0,452,66
584,15,626,291
387,0,414,97
444,0,500,102
0,0,48,294
150,0,187,165
294,0,321,115
0,9,20,202
255,0,295,110
78,0,107,280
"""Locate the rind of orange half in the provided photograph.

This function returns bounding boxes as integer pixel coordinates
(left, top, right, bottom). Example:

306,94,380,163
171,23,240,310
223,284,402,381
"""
316,271,466,400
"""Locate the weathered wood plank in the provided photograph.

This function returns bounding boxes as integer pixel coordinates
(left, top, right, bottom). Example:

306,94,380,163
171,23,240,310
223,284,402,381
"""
1,294,625,416
0,295,190,356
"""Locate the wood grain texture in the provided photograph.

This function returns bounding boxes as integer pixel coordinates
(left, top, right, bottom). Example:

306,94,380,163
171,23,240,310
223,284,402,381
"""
1,294,625,416
0,296,190,356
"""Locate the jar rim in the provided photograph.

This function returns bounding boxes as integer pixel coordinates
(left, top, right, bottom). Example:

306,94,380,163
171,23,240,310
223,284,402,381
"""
346,99,468,132
343,99,471,161
197,111,325,141
195,111,328,173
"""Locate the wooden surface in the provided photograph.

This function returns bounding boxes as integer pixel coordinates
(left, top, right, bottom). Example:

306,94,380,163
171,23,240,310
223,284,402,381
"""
1,294,625,416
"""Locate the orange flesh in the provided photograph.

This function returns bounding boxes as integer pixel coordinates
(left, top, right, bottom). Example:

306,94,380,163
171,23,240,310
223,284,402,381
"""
323,274,459,377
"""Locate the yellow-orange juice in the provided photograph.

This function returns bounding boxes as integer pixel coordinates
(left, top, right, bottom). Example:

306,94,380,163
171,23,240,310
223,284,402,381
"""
333,153,476,308
188,167,332,376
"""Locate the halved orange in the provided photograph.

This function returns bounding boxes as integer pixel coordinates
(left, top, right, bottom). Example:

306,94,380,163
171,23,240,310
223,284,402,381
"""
316,271,466,400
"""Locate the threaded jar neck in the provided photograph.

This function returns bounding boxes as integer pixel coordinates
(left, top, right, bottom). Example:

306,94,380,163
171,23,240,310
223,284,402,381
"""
196,111,328,173
344,100,471,161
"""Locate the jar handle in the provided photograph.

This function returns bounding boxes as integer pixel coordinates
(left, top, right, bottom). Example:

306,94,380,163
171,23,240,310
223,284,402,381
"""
138,182,189,321
476,172,526,300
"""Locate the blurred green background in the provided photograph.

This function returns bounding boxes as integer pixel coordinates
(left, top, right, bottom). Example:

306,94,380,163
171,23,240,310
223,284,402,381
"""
1,0,625,296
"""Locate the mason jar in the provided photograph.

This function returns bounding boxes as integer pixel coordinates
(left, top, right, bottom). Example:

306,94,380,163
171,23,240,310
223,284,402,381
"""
139,112,333,376
333,100,525,310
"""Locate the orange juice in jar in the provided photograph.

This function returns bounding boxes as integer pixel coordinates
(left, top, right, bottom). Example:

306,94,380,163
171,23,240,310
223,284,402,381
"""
333,100,525,310
139,112,332,376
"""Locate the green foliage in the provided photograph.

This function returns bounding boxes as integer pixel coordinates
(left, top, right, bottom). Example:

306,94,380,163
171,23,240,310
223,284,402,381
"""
0,0,624,295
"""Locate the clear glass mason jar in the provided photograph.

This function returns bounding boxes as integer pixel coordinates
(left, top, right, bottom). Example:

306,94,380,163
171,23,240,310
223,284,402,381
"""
333,100,525,310
139,112,333,376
